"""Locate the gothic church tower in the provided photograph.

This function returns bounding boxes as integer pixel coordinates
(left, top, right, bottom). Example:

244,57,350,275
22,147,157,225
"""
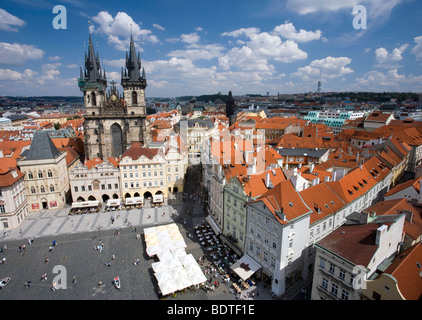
79,34,151,160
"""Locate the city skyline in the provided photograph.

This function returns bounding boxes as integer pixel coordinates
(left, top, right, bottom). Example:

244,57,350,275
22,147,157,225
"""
0,0,421,97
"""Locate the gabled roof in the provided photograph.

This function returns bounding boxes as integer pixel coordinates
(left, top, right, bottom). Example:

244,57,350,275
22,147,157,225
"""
252,180,312,224
234,167,286,198
384,177,421,198
24,131,62,161
326,156,391,204
382,242,422,300
316,223,380,267
121,142,161,160
300,182,346,224
364,198,422,242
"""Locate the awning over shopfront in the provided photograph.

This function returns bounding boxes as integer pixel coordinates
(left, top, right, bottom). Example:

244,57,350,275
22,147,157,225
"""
71,200,100,208
205,215,221,235
125,197,144,205
106,199,122,207
152,194,163,203
230,254,261,281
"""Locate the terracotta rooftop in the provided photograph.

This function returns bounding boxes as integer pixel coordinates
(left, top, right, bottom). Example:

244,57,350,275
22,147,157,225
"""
382,242,422,300
253,179,312,224
316,223,380,266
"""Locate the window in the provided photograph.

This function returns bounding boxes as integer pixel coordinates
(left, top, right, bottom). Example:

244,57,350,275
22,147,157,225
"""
74,186,78,192
38,171,43,178
28,172,33,179
322,277,328,289
331,283,338,296
329,263,335,274
50,185,54,192
81,186,85,192
319,258,326,269
339,268,345,281
0,204,5,213
40,185,45,193
31,187,36,194
341,290,349,300
48,170,53,178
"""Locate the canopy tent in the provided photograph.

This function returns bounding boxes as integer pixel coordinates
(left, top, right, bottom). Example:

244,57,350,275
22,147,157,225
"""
147,224,207,295
157,278,178,296
144,224,187,257
205,215,222,235
71,200,99,208
124,197,144,205
106,199,121,207
230,254,261,281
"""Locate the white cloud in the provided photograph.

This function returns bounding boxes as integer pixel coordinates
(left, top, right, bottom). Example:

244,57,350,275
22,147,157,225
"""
292,56,353,81
375,44,408,64
355,68,422,91
168,44,225,61
0,9,26,32
180,32,200,44
103,59,126,68
273,22,322,42
0,42,45,65
90,11,159,51
411,36,422,61
219,28,307,73
286,0,404,18
153,23,165,31
48,56,61,61
221,27,260,38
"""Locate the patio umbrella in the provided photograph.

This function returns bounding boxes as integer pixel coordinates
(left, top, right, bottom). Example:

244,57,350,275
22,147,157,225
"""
157,278,178,296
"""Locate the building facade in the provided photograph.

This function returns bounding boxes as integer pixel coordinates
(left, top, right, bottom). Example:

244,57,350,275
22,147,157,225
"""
0,162,28,230
69,157,120,203
18,131,70,211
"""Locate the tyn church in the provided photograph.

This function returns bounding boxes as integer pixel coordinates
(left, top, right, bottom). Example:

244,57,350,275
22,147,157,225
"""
78,34,151,160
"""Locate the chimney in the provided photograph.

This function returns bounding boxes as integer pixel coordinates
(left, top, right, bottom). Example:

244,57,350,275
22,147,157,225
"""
265,172,272,188
309,163,314,173
375,224,388,246
312,177,320,186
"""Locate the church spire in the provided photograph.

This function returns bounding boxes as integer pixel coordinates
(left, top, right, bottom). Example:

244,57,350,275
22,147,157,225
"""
121,31,146,88
78,33,107,91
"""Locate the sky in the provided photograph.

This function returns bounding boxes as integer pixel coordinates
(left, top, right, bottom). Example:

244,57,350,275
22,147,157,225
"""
0,0,421,98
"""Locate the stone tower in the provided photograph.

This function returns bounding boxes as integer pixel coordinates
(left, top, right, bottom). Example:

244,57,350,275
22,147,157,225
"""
79,34,151,160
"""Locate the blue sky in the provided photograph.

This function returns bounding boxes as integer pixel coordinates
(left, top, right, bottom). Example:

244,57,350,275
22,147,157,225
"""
0,0,421,97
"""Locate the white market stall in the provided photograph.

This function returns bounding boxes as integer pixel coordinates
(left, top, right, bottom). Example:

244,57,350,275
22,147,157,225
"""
144,223,207,296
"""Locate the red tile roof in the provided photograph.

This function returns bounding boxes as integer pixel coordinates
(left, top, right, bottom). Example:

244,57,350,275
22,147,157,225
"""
253,180,312,224
383,242,422,300
316,223,380,266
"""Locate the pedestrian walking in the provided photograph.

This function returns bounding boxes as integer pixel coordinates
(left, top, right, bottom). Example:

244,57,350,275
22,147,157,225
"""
72,276,77,284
